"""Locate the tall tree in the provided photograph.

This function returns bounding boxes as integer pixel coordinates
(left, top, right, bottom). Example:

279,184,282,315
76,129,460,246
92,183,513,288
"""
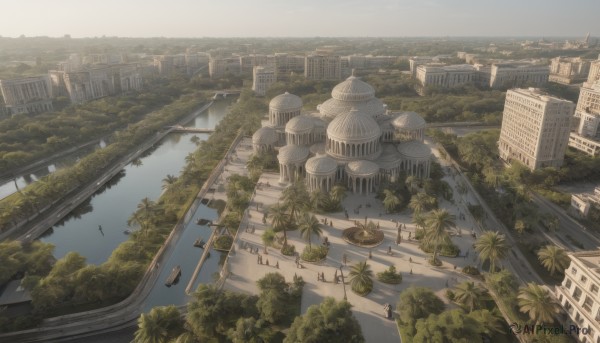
330,185,347,204
518,283,560,325
409,192,436,215
474,231,508,273
383,189,402,213
281,180,310,224
397,286,445,329
161,174,178,191
452,281,489,312
537,245,570,276
284,297,364,343
349,261,374,296
268,203,289,246
423,209,455,261
298,212,322,251
134,305,184,343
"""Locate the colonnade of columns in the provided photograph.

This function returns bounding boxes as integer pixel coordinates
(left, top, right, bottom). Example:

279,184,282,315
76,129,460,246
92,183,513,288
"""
395,128,424,142
286,131,314,146
326,138,379,158
346,174,379,195
278,162,305,183
252,143,273,154
270,110,300,127
401,158,430,179
306,173,335,192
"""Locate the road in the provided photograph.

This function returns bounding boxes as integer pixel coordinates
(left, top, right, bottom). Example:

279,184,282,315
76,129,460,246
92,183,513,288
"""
530,193,600,251
432,140,544,284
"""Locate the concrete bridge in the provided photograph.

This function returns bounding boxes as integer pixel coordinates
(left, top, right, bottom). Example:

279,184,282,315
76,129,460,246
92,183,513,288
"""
212,90,241,100
168,125,215,133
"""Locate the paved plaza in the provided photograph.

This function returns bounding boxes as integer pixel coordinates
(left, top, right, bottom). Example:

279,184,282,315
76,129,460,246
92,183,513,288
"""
211,137,486,342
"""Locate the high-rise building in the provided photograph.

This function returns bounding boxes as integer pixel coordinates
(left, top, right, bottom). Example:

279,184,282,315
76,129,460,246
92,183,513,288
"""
555,251,600,343
0,76,54,115
498,88,574,170
489,62,549,89
304,54,341,80
549,57,593,85
568,58,600,156
252,66,276,96
415,64,478,94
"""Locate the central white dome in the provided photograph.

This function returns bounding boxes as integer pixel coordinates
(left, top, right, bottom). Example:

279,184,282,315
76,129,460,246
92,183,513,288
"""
327,108,382,142
319,97,385,119
331,76,375,102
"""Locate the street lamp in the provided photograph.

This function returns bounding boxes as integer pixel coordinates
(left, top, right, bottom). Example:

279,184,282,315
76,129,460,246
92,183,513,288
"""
339,264,347,301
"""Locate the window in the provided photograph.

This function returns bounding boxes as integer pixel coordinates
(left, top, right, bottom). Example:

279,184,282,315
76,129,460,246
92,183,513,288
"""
573,267,578,275
574,287,583,301
584,296,594,313
591,284,599,294
566,279,573,289
582,275,588,284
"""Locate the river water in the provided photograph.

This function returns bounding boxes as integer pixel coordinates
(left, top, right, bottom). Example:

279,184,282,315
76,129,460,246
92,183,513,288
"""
39,99,232,269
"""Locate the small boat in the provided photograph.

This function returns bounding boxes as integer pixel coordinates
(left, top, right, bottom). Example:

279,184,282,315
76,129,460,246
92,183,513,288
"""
165,265,182,287
123,229,131,235
194,238,205,248
196,218,211,226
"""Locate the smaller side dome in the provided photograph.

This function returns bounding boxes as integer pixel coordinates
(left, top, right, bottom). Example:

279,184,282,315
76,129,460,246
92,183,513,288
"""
269,92,303,111
398,140,432,159
252,126,278,145
392,112,426,130
277,145,310,164
285,115,315,133
306,155,338,175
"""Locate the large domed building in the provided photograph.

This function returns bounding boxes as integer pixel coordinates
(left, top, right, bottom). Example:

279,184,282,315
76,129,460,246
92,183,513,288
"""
251,75,432,195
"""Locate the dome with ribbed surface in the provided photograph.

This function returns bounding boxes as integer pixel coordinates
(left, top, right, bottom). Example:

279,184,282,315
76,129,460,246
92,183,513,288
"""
269,92,302,111
332,76,375,102
252,126,278,145
398,140,431,159
327,109,381,142
345,160,379,176
319,97,385,119
278,145,309,163
392,112,426,130
285,115,315,133
306,155,338,175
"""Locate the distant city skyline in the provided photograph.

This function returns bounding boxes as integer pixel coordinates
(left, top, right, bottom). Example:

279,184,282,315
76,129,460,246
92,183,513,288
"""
1,0,599,38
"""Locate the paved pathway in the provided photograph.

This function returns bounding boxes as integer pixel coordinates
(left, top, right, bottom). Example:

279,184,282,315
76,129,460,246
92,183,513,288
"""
221,139,491,343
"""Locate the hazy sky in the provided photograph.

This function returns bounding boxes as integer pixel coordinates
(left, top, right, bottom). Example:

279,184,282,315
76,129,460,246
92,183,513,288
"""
1,0,598,38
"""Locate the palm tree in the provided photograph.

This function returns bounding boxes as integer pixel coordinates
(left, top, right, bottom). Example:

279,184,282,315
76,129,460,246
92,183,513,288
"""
470,309,504,336
308,190,328,212
423,209,455,261
409,192,436,215
383,189,402,213
537,245,570,276
474,231,508,273
412,213,426,231
513,219,527,235
134,305,183,343
282,181,310,223
405,175,419,193
518,283,560,325
268,203,289,245
330,184,347,203
298,212,322,251
453,281,489,312
161,174,178,191
356,217,378,239
349,261,374,296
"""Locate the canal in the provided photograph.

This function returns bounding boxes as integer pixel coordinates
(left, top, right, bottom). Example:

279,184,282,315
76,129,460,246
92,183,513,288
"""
39,99,233,272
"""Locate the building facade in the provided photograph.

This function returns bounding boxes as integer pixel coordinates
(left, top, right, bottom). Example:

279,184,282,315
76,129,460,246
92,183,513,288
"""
252,66,276,96
498,88,575,170
489,62,549,89
549,57,592,85
556,251,600,343
0,76,54,115
304,54,341,80
415,64,478,93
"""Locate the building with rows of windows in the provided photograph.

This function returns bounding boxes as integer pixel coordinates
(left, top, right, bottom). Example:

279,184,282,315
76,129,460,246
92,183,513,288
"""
498,88,575,170
556,251,600,343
